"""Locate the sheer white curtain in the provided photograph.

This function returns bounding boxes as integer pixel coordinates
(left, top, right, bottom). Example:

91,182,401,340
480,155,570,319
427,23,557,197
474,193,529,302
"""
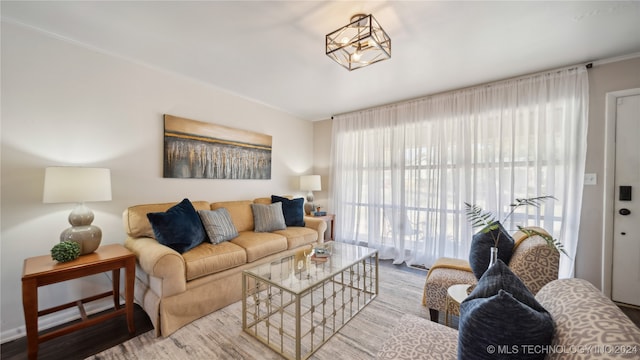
330,67,588,278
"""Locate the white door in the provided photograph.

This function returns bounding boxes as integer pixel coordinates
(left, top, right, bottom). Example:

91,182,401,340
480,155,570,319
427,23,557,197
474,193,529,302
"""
612,94,640,306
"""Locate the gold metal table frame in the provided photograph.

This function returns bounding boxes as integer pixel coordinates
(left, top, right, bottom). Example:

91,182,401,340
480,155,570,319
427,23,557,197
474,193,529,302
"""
242,242,378,360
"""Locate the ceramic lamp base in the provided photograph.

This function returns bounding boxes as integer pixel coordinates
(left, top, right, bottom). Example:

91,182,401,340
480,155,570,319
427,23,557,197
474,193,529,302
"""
60,203,102,254
304,202,315,215
304,191,315,215
60,225,102,255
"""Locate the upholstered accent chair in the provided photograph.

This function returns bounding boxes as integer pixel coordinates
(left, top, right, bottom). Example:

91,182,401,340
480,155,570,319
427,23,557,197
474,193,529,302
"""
422,227,560,322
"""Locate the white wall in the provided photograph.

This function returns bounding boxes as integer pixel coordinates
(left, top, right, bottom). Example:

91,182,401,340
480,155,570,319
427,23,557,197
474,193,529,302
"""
0,21,315,341
311,120,332,211
576,56,640,289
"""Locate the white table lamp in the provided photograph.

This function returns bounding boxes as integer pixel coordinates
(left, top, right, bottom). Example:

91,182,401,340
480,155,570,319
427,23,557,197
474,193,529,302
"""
43,167,112,254
300,175,321,215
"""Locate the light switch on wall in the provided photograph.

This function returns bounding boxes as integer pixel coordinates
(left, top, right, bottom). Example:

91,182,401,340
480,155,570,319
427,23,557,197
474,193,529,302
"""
584,173,597,185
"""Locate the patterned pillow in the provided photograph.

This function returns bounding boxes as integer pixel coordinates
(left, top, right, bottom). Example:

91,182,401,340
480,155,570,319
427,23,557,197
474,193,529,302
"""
197,208,239,244
251,202,286,232
271,195,305,227
147,198,207,253
468,222,514,279
458,260,554,360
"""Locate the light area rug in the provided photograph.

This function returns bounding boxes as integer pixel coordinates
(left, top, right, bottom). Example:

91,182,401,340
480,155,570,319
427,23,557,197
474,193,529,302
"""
89,264,431,360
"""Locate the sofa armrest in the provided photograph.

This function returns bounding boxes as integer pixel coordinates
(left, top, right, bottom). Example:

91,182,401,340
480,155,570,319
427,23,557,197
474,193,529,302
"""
124,237,187,297
303,217,328,243
536,278,640,359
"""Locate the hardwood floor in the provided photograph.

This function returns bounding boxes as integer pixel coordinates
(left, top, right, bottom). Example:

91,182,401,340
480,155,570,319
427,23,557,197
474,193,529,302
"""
620,304,640,328
2,265,639,360
0,304,153,360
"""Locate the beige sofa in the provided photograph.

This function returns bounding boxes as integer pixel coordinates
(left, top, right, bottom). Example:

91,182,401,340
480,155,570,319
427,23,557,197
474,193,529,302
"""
378,278,640,359
122,197,327,337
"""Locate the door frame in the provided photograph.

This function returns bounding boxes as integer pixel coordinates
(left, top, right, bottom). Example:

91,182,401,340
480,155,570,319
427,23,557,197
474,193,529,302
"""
602,87,640,298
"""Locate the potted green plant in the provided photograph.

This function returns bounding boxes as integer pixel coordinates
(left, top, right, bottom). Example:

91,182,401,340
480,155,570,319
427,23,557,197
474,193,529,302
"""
51,241,81,263
464,196,567,278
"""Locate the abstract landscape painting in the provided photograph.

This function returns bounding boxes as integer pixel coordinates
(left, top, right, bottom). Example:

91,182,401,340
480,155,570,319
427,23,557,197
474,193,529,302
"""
163,114,272,179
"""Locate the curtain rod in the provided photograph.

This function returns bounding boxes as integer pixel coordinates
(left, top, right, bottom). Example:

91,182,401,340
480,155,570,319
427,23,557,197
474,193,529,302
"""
330,62,593,120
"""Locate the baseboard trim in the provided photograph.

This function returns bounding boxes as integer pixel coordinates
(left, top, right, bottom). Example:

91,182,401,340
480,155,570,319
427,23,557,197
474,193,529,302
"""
408,264,429,272
1,298,116,344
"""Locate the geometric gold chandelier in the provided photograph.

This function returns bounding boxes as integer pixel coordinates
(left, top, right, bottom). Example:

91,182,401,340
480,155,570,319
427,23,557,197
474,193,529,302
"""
325,14,391,71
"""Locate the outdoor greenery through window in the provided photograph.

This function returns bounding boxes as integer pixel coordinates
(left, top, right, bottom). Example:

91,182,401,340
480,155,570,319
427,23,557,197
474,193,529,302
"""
330,67,588,278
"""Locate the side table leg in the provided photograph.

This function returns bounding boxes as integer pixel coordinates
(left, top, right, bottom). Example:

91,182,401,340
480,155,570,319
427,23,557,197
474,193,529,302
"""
22,279,39,360
112,269,121,309
330,217,335,241
125,259,135,334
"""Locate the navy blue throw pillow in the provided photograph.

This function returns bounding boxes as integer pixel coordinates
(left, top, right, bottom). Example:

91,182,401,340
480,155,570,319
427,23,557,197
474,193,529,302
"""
271,195,305,227
466,259,548,312
458,260,554,360
468,222,514,279
147,198,206,254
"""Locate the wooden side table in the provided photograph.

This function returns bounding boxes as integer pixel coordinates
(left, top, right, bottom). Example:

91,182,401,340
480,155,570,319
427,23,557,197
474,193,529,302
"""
21,244,135,360
445,284,473,326
307,214,335,241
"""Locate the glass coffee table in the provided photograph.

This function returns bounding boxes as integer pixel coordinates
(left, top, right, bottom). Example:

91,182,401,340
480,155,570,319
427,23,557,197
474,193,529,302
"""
242,242,378,360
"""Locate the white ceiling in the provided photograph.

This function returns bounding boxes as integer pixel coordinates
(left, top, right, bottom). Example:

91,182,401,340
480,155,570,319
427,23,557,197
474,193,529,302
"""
2,1,640,121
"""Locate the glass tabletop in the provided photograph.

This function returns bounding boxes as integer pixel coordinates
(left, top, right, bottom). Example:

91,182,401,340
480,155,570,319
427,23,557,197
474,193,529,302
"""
243,241,377,294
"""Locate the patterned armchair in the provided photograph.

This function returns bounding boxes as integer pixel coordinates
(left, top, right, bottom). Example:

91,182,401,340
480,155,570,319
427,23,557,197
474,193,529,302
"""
421,227,560,322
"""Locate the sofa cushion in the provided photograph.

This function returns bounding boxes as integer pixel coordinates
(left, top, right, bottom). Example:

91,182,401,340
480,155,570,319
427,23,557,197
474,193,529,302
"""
211,200,254,232
273,227,317,249
231,231,288,262
468,222,514,279
146,199,207,254
271,195,305,227
251,202,286,232
124,200,211,238
458,260,553,360
197,208,239,244
377,314,458,360
181,242,247,281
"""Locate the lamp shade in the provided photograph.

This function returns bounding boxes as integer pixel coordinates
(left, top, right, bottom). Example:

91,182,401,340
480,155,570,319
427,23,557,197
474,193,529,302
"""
43,167,112,204
300,175,321,192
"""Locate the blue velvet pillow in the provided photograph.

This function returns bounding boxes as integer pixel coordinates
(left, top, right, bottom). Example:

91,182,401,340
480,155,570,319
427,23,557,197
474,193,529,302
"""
468,222,514,279
271,195,305,227
147,198,207,254
458,260,554,360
